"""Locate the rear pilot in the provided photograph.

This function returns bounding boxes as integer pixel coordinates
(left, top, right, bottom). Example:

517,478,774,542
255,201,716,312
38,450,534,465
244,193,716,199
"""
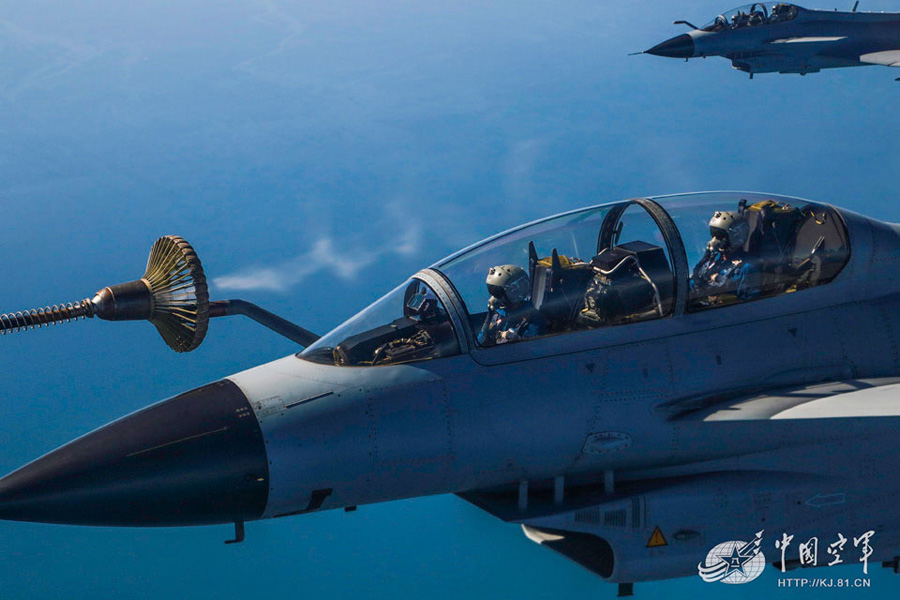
691,211,761,302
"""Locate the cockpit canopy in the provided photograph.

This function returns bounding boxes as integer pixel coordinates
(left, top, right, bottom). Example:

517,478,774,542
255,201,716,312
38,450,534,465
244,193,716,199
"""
438,200,679,342
701,3,800,32
302,278,461,366
301,192,850,367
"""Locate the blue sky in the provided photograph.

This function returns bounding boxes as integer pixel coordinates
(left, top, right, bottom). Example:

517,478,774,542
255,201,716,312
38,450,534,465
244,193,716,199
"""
2,1,900,598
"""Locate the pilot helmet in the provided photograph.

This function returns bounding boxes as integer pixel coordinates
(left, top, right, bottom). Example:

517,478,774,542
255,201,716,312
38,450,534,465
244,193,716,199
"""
486,265,530,306
708,211,749,252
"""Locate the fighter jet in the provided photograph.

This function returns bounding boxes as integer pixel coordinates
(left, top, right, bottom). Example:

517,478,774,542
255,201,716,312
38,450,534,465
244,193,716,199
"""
3,191,900,595
644,3,900,78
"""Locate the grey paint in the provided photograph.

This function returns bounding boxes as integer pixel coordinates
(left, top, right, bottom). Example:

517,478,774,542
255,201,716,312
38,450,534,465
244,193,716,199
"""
3,192,900,589
224,197,900,584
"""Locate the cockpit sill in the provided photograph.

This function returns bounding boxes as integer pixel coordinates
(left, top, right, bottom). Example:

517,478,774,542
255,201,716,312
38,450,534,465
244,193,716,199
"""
298,192,872,369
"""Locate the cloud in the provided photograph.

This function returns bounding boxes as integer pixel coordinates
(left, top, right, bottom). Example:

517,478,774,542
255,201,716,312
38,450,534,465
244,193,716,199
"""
502,138,544,200
212,267,291,292
212,207,424,292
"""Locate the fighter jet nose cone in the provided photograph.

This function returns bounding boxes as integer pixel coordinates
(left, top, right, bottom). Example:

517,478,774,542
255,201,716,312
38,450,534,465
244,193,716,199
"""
646,33,695,58
0,380,269,526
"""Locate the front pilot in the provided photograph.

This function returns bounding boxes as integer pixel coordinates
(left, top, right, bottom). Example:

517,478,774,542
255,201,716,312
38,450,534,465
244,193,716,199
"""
478,265,546,346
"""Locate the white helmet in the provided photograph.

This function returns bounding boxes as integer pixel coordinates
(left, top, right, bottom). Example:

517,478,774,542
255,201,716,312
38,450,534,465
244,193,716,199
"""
708,211,749,251
486,265,530,306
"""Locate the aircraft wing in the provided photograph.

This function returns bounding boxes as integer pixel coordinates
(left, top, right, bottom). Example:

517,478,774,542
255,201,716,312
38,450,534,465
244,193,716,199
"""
658,377,900,421
458,469,855,584
459,379,900,584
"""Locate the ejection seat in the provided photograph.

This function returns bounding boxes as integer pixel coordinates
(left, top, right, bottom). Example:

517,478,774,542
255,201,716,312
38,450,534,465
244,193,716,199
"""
743,200,803,296
528,243,593,333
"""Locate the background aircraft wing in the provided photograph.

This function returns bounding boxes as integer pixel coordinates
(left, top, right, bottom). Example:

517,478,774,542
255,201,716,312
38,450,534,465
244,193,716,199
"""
797,37,900,68
769,36,848,45
731,35,900,73
859,50,900,67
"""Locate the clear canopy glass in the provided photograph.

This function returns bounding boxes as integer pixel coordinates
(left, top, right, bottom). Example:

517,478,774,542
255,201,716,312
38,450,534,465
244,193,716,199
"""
437,201,677,347
301,278,460,366
299,192,850,366
658,192,849,310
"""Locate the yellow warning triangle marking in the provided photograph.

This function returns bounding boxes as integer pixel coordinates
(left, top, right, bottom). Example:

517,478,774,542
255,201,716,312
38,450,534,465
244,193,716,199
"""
647,526,668,548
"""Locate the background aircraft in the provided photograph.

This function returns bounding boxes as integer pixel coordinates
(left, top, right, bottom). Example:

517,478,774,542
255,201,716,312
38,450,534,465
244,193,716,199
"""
2,191,900,596
645,3,900,78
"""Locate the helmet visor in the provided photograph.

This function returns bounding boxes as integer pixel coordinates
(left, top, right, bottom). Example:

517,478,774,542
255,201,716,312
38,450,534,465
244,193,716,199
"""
487,284,507,301
710,226,729,240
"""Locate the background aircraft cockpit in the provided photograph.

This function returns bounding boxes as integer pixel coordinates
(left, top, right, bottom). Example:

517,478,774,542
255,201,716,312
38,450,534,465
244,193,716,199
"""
701,3,799,32
299,192,850,366
770,3,801,23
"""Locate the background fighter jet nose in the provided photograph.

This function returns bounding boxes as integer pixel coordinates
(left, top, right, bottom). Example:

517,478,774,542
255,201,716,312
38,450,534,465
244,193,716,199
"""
0,380,269,526
646,34,695,58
